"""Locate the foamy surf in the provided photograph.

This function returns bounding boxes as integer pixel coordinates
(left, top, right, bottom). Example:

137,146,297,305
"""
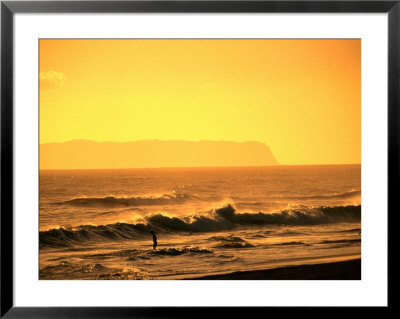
39,165,361,279
39,204,360,248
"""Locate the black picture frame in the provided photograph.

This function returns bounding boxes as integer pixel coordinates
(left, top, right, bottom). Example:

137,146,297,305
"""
1,0,396,317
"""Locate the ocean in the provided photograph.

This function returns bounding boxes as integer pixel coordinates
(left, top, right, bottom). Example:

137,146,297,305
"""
39,165,361,280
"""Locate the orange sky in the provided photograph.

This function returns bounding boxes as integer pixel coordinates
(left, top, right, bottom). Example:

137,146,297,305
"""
39,39,361,166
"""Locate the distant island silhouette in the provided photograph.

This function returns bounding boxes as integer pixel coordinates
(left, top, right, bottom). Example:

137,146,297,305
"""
40,140,279,169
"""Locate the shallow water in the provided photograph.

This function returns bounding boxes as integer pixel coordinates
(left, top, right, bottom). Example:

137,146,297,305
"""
39,165,361,279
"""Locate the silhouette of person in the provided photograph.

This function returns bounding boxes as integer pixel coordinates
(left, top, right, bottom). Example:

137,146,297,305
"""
150,230,157,250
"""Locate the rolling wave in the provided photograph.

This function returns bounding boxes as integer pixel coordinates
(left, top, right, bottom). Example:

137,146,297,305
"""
40,204,361,248
208,235,255,248
318,239,361,244
55,193,197,208
272,241,309,246
151,247,213,256
39,261,151,280
287,190,360,200
338,228,361,233
80,247,214,260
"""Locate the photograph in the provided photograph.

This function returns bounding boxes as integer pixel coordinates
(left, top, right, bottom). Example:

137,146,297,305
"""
38,38,361,280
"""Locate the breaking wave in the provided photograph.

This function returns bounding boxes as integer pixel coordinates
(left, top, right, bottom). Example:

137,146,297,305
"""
39,223,151,248
40,204,361,248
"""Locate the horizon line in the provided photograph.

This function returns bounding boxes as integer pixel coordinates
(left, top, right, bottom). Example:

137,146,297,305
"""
39,163,361,171
39,139,268,144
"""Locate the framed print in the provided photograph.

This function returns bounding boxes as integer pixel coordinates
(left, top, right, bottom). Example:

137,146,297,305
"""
1,0,396,317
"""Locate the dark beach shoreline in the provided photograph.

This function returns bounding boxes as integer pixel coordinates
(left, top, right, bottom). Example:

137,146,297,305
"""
187,259,361,280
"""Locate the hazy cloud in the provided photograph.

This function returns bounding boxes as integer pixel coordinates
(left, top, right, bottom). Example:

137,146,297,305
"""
40,71,68,91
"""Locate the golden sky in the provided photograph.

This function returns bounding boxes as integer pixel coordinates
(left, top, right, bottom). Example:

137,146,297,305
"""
39,39,360,165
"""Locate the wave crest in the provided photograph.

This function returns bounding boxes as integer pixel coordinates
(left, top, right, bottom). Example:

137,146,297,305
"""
40,204,361,248
56,193,196,208
39,222,151,248
209,235,254,248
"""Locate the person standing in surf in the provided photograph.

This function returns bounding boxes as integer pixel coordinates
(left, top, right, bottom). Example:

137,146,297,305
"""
150,230,157,250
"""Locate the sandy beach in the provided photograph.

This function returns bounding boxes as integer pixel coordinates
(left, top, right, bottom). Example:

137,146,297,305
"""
189,259,361,280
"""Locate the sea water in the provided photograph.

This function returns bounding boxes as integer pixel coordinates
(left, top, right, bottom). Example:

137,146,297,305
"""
39,165,361,279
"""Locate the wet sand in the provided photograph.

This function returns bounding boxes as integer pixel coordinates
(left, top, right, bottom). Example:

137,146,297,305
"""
189,259,361,280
